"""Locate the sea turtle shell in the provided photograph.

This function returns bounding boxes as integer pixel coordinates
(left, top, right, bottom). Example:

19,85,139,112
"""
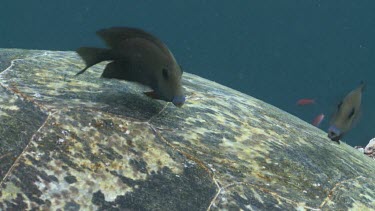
0,49,375,210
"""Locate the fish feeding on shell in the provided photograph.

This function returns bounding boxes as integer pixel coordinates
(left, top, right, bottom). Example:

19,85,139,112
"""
75,27,185,107
328,82,365,143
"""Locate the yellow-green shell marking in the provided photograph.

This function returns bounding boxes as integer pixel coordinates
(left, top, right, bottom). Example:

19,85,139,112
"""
0,49,375,210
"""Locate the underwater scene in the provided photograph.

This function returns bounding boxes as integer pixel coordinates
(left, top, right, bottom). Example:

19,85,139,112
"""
1,1,375,210
1,1,374,146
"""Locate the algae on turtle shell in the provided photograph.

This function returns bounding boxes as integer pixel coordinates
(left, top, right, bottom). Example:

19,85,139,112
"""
0,48,375,210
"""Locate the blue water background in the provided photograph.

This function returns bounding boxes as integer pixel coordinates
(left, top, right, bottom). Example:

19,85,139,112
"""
1,1,374,146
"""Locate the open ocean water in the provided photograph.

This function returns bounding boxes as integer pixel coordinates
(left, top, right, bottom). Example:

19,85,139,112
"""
1,1,374,146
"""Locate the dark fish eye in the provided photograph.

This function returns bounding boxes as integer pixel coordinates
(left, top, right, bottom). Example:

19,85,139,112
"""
162,68,169,80
348,108,355,119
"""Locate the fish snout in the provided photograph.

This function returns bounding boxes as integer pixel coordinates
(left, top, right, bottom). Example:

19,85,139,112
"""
327,125,342,142
172,95,186,107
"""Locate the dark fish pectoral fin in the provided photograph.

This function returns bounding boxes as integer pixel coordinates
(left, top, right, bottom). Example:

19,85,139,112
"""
75,47,111,75
101,61,125,79
101,61,140,83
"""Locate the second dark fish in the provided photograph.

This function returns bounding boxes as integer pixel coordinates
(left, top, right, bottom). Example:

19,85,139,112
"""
75,27,185,107
328,82,365,143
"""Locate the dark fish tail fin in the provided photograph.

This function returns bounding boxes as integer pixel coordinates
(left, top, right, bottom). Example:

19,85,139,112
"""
359,80,366,92
75,47,112,75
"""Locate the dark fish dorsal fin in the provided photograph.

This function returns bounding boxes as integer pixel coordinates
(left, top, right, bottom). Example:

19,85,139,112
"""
337,101,343,109
96,27,171,56
359,81,366,93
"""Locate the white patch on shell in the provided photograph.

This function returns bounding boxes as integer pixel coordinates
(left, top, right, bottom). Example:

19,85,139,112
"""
364,138,375,155
33,92,42,98
56,138,65,144
312,183,321,187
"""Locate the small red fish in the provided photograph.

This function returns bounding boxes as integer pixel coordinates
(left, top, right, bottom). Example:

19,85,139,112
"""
296,98,315,106
312,113,325,127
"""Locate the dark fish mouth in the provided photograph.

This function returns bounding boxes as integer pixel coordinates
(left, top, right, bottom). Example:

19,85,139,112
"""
172,95,186,107
327,125,342,142
328,133,341,142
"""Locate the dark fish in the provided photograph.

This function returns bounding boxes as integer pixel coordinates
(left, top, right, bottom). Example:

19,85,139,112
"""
75,27,185,107
328,82,365,143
